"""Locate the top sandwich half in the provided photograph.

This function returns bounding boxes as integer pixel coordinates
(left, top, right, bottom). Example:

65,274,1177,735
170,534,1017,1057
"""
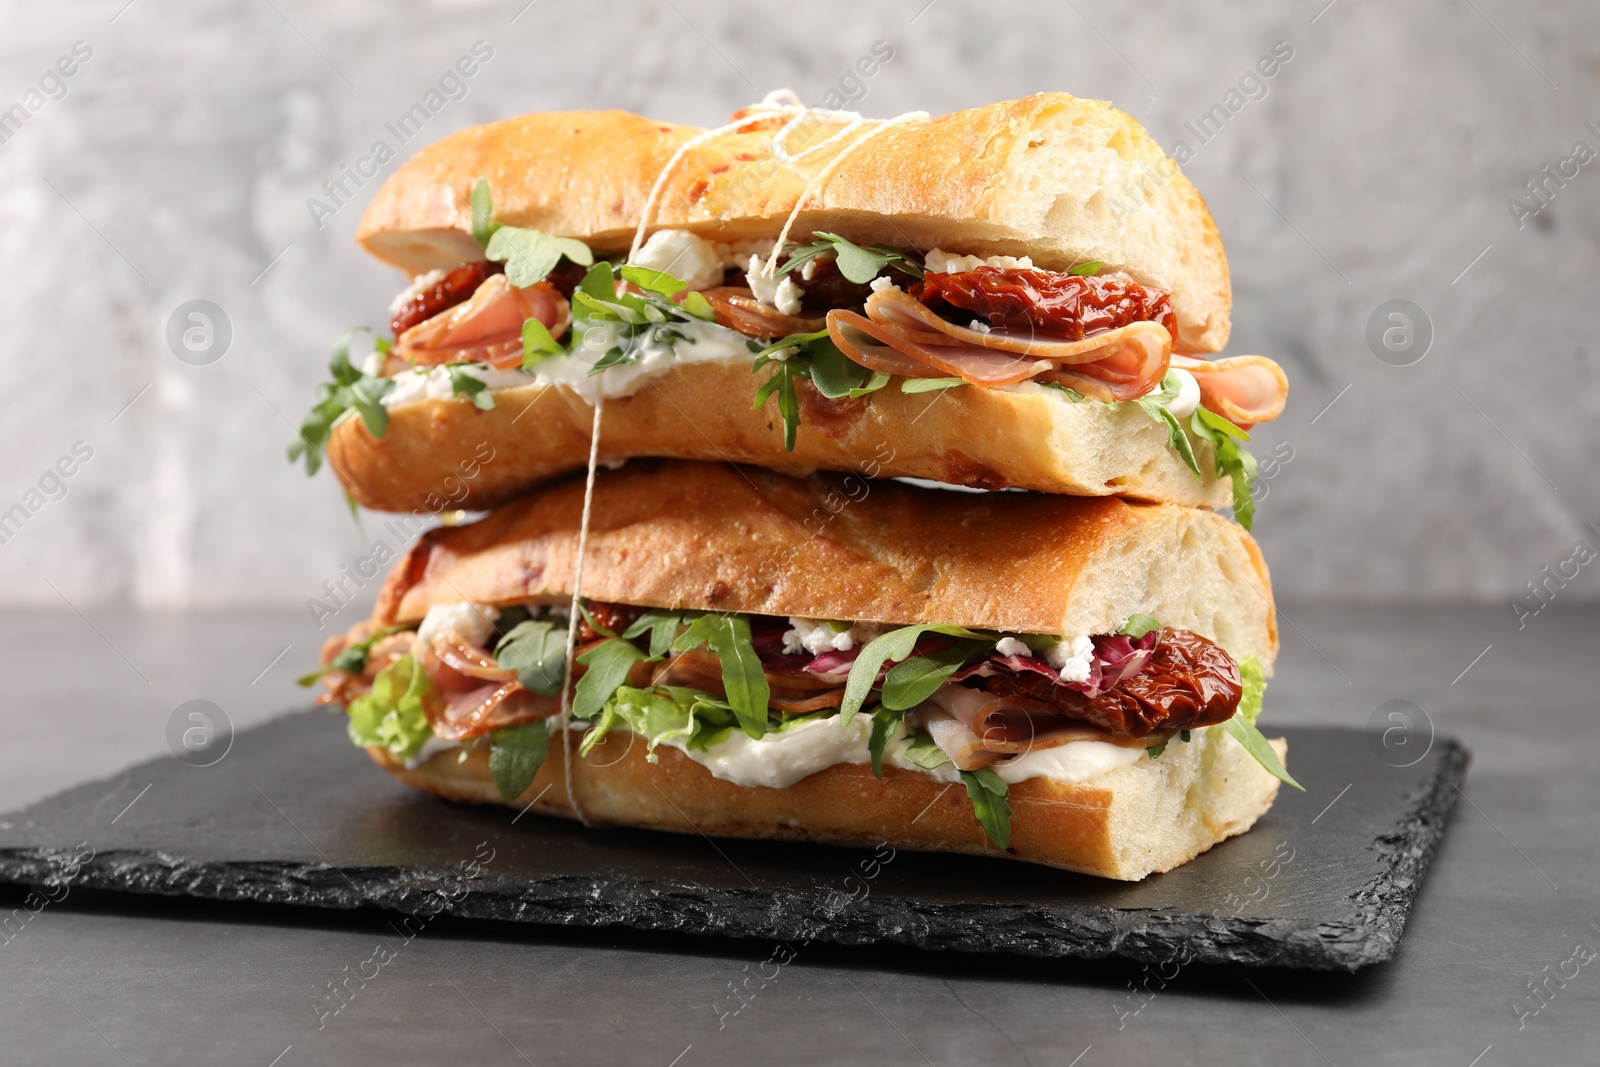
294,93,1288,519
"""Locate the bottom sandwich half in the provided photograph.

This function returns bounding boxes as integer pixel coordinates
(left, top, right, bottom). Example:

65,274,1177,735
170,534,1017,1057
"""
370,725,1284,881
308,460,1293,880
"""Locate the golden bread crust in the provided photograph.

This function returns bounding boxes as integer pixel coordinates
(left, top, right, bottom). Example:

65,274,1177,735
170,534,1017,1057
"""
325,364,1236,515
355,94,1230,352
368,460,1276,668
368,726,1284,880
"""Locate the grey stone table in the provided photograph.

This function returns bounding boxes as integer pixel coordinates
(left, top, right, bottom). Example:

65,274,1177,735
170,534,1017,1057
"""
1,605,1596,1065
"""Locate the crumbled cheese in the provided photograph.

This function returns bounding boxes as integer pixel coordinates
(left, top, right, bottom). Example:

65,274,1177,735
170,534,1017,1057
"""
1163,367,1201,420
967,319,991,334
632,229,724,291
360,350,386,377
800,258,818,281
994,636,1031,658
416,602,499,649
924,248,1034,274
869,275,900,294
745,255,804,315
387,268,447,316
1044,635,1096,683
783,618,860,656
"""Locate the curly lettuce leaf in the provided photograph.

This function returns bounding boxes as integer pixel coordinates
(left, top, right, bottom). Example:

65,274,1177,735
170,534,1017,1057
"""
578,685,740,762
1238,654,1266,723
345,654,434,760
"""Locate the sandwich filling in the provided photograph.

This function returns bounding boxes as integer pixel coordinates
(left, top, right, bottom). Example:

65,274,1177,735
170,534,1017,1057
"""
306,600,1293,850
291,180,1287,527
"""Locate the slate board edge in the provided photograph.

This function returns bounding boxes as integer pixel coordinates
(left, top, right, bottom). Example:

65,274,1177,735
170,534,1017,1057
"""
0,738,1469,972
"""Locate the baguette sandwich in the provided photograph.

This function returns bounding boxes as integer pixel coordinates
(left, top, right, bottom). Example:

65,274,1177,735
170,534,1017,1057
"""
291,93,1288,521
303,461,1296,880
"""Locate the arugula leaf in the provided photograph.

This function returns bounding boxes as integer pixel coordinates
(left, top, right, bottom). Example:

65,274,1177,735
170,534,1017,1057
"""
960,768,1012,849
750,329,889,441
806,339,877,399
752,329,828,361
1223,713,1301,790
621,609,685,659
494,620,568,696
618,265,686,298
348,376,393,435
778,232,925,283
1119,614,1162,639
328,326,366,385
1238,655,1266,724
488,719,550,801
470,178,502,249
1041,381,1086,401
289,328,395,475
867,705,904,780
485,225,594,287
900,735,952,770
681,290,715,321
574,261,618,311
900,377,967,394
1067,261,1103,276
1146,739,1169,759
841,624,988,722
448,366,495,410
345,654,434,760
571,638,650,721
1133,372,1200,478
1189,407,1260,530
521,317,562,368
576,602,618,639
879,642,979,711
297,623,410,686
753,358,806,451
671,614,770,739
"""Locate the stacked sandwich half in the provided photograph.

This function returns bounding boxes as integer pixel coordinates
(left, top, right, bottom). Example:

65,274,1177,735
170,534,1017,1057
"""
295,92,1295,880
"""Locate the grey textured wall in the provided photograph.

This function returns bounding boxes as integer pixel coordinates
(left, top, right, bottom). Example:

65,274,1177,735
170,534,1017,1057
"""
1,0,1597,613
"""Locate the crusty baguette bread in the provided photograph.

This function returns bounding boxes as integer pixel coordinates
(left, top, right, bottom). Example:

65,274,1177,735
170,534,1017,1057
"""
369,724,1284,879
355,94,1231,353
327,364,1236,515
371,460,1277,670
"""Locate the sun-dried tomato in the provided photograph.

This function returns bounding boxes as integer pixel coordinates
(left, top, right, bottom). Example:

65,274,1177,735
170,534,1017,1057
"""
912,266,1177,342
389,261,502,336
980,629,1241,736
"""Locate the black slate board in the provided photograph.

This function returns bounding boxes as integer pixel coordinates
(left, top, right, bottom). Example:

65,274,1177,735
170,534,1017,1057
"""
0,710,1465,971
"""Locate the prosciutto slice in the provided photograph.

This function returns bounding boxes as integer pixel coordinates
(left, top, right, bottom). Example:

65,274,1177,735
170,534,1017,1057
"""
430,679,560,741
1172,354,1289,428
394,274,570,369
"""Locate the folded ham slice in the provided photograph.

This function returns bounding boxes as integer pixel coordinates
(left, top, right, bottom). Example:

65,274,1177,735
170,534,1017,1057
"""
1172,354,1289,428
820,290,1171,400
827,310,1049,385
923,687,1156,770
700,286,825,338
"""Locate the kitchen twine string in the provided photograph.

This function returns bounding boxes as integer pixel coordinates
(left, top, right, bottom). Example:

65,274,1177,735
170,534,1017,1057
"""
565,92,927,821
558,394,604,826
